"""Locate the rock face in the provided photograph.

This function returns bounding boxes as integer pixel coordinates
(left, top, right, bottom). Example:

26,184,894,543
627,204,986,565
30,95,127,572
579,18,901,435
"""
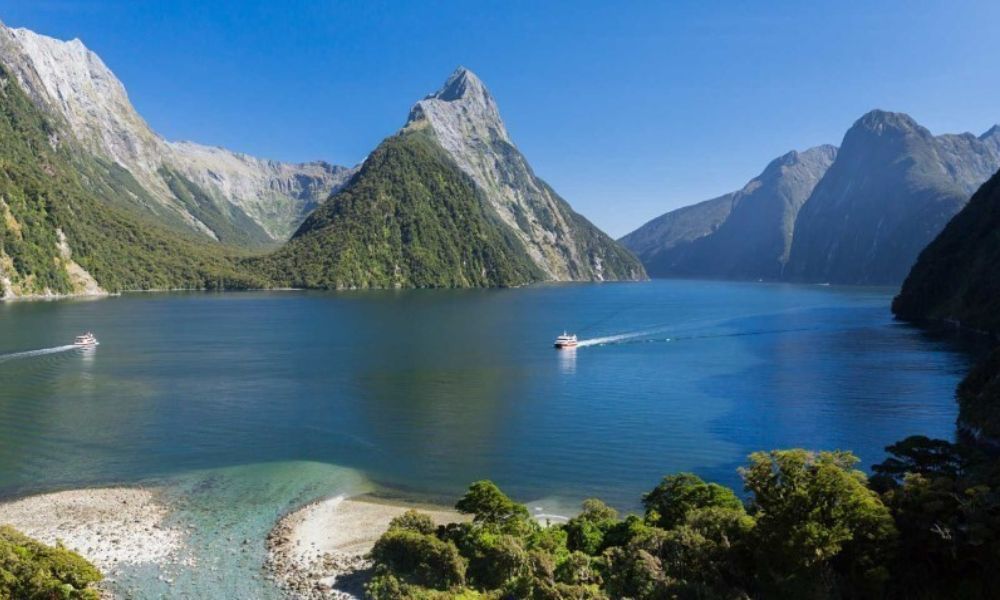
404,68,645,281
621,145,836,279
786,111,1000,284
0,23,353,244
623,111,1000,285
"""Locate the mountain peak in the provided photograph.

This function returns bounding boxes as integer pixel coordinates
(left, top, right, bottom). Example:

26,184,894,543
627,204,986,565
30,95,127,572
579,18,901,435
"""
981,124,1000,140
427,66,487,102
854,109,923,134
406,66,510,144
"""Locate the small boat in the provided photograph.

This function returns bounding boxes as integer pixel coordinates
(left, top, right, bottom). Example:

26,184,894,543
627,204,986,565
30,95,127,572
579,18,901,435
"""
554,332,578,349
74,332,98,347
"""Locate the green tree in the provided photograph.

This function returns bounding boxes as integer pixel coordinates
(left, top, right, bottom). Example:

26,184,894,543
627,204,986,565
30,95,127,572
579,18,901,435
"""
642,473,744,529
387,510,438,536
369,529,466,590
741,450,897,597
455,481,531,530
564,499,619,555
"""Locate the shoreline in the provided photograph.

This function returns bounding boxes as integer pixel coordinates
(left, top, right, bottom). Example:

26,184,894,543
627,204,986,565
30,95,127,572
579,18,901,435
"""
265,493,466,599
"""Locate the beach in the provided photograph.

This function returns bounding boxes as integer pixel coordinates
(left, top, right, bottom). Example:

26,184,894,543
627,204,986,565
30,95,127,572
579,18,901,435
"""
266,495,466,599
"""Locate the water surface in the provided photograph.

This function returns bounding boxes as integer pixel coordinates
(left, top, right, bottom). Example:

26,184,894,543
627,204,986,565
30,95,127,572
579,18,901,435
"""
0,281,968,508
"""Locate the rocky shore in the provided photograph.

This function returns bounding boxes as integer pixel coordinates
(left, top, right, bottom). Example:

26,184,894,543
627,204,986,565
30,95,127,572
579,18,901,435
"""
265,495,464,599
0,487,185,594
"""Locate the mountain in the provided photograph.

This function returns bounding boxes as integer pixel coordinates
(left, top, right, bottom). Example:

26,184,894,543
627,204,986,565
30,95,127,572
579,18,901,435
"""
892,168,1000,334
0,62,258,298
403,68,644,282
256,68,645,288
622,111,1000,285
621,145,836,279
0,23,353,245
785,110,1000,284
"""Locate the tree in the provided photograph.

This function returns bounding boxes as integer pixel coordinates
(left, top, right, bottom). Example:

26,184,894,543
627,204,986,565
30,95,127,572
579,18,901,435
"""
564,499,619,555
387,510,438,535
455,480,530,530
369,529,466,590
741,450,897,597
870,435,978,491
642,473,744,529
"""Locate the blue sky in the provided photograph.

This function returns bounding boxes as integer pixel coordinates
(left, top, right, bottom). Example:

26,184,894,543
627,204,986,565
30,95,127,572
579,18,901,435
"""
2,0,998,237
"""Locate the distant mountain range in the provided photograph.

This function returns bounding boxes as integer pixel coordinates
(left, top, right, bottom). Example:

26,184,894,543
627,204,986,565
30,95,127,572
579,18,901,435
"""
622,111,1000,285
0,23,642,298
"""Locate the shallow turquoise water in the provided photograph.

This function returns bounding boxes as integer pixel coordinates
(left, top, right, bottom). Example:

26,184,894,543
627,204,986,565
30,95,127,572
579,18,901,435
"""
0,281,971,595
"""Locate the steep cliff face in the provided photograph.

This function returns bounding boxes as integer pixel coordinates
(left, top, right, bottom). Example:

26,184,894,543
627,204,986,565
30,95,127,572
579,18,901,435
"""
785,111,1000,285
0,23,353,244
405,68,645,282
0,63,258,298
621,146,836,279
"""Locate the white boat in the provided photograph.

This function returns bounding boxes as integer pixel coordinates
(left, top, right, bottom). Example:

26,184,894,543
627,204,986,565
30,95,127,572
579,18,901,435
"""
554,332,578,349
74,332,98,347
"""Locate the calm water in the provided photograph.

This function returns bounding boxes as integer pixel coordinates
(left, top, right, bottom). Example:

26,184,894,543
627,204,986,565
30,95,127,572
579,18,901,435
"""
0,281,971,596
0,281,970,506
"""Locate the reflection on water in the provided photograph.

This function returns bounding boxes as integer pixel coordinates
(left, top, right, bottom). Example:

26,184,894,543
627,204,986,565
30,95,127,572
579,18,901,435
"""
557,347,577,375
0,282,971,508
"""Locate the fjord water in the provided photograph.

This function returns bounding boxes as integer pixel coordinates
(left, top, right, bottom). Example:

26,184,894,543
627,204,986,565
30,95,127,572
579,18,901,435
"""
0,282,970,596
0,281,968,508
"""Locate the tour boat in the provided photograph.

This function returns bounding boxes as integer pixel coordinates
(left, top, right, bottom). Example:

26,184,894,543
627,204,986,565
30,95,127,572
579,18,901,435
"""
553,332,578,349
74,332,98,347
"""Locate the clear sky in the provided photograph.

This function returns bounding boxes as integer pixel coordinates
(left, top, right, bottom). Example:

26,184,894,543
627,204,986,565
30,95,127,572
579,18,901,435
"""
2,0,998,237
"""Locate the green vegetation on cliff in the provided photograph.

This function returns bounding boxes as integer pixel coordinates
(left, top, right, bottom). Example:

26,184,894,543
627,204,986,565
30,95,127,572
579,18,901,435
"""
0,64,260,296
0,525,102,599
252,131,543,289
893,168,1000,334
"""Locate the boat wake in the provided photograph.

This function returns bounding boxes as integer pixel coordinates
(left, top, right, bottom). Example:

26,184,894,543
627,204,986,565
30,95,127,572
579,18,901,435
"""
0,344,80,363
573,308,833,349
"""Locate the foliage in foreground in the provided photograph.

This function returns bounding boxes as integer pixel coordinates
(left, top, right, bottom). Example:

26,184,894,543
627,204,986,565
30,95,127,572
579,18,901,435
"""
366,441,1000,599
0,525,101,599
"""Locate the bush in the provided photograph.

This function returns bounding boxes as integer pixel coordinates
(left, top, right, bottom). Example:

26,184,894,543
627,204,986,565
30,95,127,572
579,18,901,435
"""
369,529,466,590
0,525,102,599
